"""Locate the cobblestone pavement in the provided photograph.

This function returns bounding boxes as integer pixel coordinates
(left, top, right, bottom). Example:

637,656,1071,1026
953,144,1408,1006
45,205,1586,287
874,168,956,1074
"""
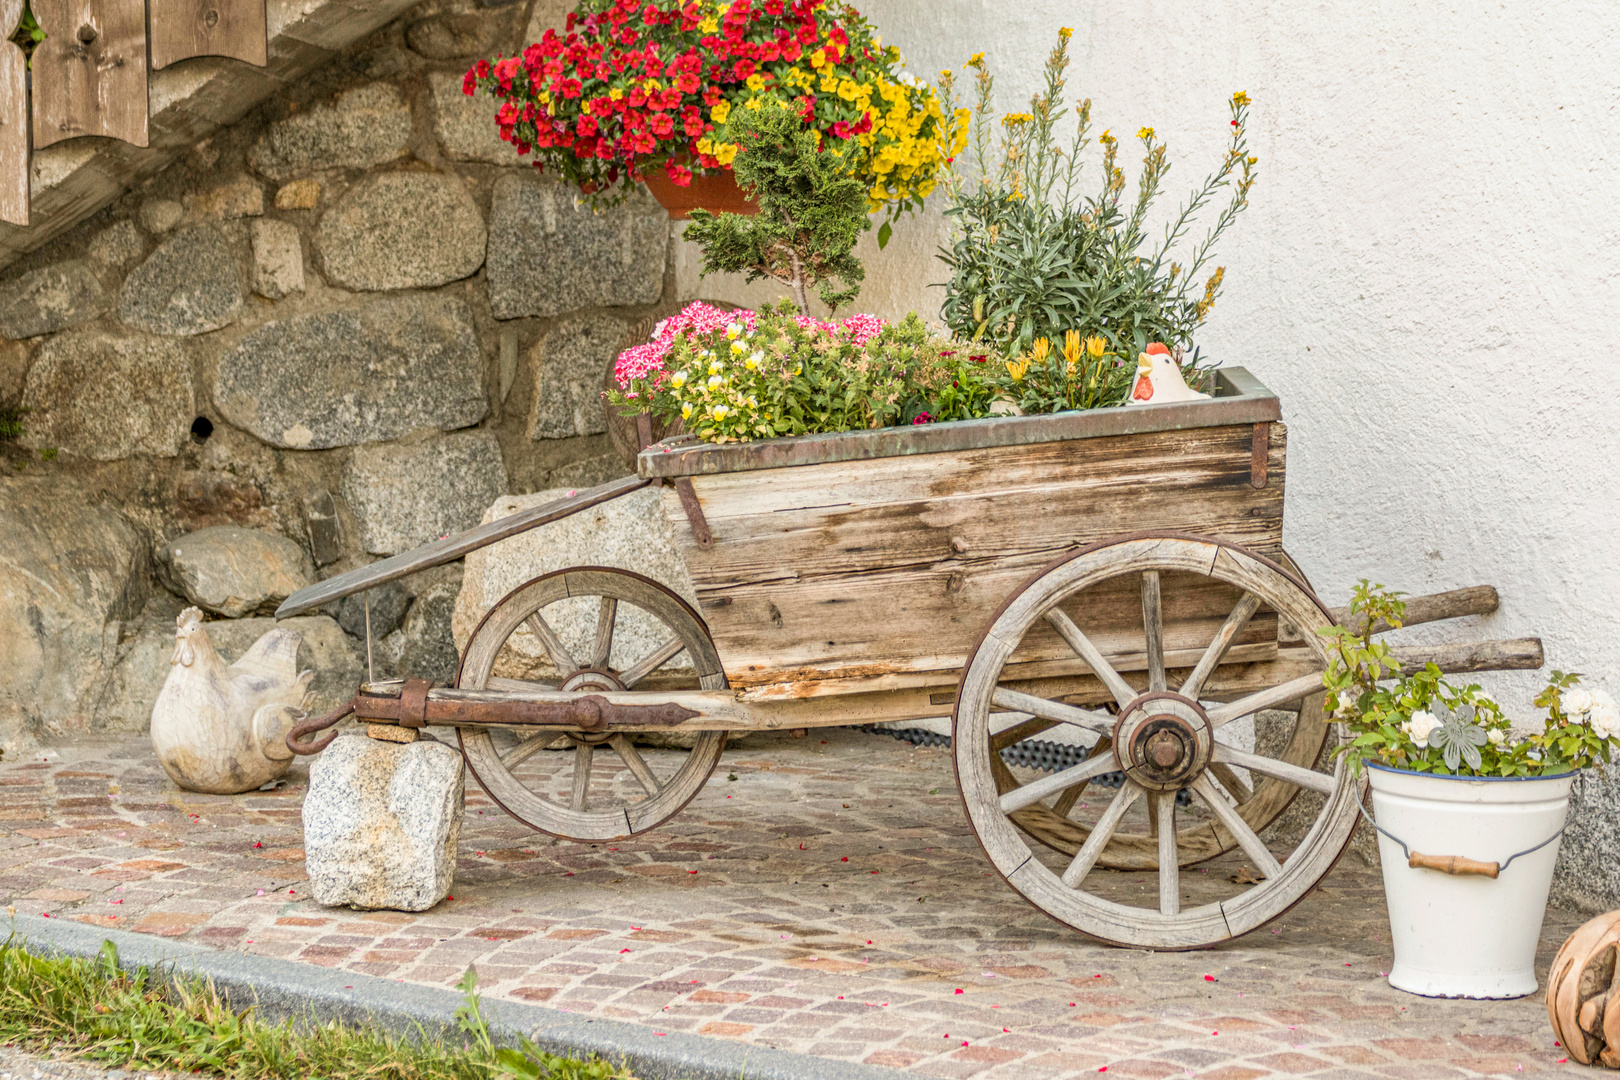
0,1046,150,1080
0,728,1589,1080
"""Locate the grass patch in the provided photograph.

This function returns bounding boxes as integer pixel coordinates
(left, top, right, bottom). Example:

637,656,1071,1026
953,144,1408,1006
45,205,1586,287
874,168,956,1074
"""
0,937,625,1079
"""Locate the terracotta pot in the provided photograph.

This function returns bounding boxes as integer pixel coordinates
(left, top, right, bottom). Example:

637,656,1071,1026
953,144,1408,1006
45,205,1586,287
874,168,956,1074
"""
641,168,758,219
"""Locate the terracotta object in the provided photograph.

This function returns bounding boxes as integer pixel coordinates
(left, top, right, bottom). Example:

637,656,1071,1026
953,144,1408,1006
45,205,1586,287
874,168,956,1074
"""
150,606,312,794
1127,342,1209,405
1548,911,1620,1066
642,168,758,219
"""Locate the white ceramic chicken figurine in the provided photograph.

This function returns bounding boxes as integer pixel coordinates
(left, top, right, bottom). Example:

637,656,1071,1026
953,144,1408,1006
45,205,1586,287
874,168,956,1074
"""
150,607,313,794
1127,342,1209,405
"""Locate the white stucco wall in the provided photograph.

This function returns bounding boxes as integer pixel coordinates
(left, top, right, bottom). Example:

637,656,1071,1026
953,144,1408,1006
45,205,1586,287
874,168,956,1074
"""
674,0,1620,718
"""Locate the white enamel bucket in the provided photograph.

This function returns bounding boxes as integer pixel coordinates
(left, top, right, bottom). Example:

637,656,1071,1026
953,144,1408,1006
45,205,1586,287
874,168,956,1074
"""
1365,762,1573,999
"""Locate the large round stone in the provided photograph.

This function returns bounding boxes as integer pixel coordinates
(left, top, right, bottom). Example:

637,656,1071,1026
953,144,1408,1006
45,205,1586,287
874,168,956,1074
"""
0,260,112,339
212,294,488,450
247,83,412,183
117,226,245,336
158,525,315,618
20,331,194,459
340,430,507,556
317,172,486,291
486,173,666,319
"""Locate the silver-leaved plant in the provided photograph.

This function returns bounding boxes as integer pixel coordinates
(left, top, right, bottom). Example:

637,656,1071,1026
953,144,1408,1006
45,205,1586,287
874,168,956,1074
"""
1428,704,1488,772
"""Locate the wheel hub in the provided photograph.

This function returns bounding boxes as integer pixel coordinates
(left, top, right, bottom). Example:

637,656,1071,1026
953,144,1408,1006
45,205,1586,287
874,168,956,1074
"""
560,667,626,693
1113,692,1214,791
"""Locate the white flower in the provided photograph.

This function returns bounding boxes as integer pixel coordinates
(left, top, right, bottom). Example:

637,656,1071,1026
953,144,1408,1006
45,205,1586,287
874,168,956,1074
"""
1564,688,1595,717
1594,689,1617,711
1334,690,1357,717
1592,705,1620,741
725,322,743,340
1408,709,1442,750
1487,728,1506,746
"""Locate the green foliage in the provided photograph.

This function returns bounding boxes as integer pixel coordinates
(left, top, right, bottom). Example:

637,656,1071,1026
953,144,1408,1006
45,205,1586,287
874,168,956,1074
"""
1323,582,1616,777
8,3,45,65
37,446,56,461
607,300,997,443
683,103,870,314
0,936,626,1080
935,31,1257,400
0,406,26,442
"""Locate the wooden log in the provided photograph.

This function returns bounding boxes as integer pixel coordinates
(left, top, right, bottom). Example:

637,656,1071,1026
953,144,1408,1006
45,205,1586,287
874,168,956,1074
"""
276,474,651,618
150,0,267,69
31,0,148,149
1283,585,1502,643
1388,637,1542,676
0,0,26,226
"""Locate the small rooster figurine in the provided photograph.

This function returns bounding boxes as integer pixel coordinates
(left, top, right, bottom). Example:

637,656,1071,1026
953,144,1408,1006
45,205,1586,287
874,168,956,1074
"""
150,607,313,794
1127,342,1209,405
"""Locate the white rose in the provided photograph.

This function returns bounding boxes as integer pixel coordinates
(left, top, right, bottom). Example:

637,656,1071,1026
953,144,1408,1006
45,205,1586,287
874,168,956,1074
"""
1408,709,1442,750
1335,690,1358,716
1591,705,1620,741
1564,689,1595,717
1593,689,1617,711
1487,728,1506,746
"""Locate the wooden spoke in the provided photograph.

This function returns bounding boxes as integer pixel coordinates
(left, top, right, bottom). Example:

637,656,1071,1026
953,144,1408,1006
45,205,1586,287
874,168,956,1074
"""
525,611,579,675
590,597,618,669
1044,608,1137,709
1190,774,1282,879
1213,744,1337,796
1146,789,1160,836
989,716,1059,753
570,742,595,812
1208,760,1255,805
998,751,1120,814
1141,571,1165,692
1157,791,1179,916
608,734,662,797
1180,592,1262,700
619,636,687,688
1061,781,1142,888
500,731,566,769
990,687,1115,735
1206,672,1326,727
1051,737,1112,817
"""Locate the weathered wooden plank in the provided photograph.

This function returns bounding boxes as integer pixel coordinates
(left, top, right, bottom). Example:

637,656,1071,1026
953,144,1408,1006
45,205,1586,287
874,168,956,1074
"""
639,367,1279,478
0,0,26,226
668,423,1287,688
150,0,268,69
276,475,652,618
31,0,148,149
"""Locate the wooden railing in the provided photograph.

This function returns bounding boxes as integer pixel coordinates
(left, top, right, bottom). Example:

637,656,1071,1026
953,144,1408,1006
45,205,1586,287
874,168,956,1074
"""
0,0,266,225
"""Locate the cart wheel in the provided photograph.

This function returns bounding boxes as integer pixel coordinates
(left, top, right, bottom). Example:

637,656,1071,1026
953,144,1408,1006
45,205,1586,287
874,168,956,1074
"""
954,535,1361,948
457,567,728,842
1001,549,1332,867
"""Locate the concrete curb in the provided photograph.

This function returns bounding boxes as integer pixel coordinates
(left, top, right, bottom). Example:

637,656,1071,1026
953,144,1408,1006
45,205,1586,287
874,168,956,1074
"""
9,913,902,1080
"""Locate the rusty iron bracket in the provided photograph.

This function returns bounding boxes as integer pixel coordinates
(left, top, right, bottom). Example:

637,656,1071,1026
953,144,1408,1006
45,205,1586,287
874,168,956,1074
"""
352,689,699,731
672,476,713,547
398,678,432,728
1250,421,1272,489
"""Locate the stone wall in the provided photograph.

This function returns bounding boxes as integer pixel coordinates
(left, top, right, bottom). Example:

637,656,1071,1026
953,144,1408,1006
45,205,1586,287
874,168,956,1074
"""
0,0,672,758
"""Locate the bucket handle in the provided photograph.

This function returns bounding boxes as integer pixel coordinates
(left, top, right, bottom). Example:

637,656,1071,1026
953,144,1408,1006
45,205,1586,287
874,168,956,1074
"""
1354,797,1565,879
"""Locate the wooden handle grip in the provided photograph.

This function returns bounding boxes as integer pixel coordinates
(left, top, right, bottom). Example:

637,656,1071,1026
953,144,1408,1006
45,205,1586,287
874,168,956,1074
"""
1408,851,1499,878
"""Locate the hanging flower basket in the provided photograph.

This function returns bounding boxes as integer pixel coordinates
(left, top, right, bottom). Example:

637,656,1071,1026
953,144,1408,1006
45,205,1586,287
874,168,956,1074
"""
641,167,758,220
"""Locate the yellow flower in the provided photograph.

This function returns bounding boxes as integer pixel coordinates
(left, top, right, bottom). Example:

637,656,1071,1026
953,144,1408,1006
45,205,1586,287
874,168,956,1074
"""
811,48,828,68
837,78,860,101
966,51,985,69
1084,335,1107,359
744,97,762,110
698,14,718,32
711,405,730,420
745,73,765,92
681,403,694,420
608,87,623,101
1061,330,1082,372
1030,337,1051,363
1232,90,1250,106
1058,26,1073,40
1099,128,1115,145
670,371,688,389
1005,357,1030,381
715,142,739,165
710,100,731,124
1138,126,1155,140
1001,112,1033,128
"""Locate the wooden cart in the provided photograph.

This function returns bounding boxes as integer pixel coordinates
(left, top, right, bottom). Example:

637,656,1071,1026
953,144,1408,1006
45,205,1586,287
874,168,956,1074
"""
280,369,1540,949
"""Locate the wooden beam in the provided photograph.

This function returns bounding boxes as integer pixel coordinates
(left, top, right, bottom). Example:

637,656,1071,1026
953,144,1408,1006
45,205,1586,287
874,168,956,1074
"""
31,0,148,149
150,0,267,70
0,0,26,226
